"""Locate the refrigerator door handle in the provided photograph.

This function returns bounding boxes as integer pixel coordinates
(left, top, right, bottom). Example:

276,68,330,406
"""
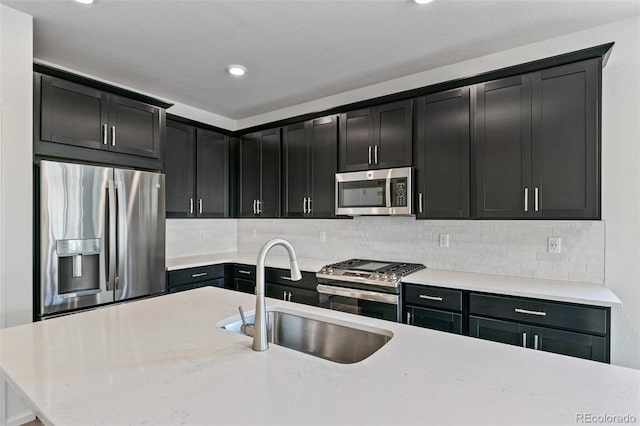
106,179,117,291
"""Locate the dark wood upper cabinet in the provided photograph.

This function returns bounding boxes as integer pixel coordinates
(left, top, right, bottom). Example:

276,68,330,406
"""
40,75,109,150
475,58,600,219
531,59,600,218
196,128,229,217
284,116,338,218
238,129,281,218
164,119,229,218
339,100,412,172
108,95,161,158
165,120,195,217
475,74,533,218
39,74,162,160
415,87,470,219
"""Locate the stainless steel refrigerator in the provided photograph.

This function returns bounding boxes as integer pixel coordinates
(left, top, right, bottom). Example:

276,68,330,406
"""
38,160,165,318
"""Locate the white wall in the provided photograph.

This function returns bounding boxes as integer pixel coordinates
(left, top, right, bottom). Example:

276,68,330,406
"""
166,219,237,258
0,5,35,426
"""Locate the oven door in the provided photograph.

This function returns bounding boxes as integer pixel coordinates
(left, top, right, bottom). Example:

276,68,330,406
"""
316,284,400,322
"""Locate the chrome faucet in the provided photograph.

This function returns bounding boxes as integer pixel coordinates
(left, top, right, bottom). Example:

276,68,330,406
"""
253,238,302,351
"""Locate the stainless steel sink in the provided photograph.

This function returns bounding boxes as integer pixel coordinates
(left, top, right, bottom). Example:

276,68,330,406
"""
219,309,392,364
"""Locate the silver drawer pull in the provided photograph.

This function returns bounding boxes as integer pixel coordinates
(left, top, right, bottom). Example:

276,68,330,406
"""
280,276,294,281
515,308,547,316
419,295,443,301
191,272,208,278
238,270,252,275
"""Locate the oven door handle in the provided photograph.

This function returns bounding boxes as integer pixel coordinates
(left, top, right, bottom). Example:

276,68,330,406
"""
316,284,398,305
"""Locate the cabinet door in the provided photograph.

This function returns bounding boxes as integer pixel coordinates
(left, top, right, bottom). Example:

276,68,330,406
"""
196,129,229,217
416,88,470,218
108,95,161,158
531,59,600,219
238,134,261,217
469,316,526,347
527,324,608,363
267,283,318,306
375,100,413,169
235,278,256,294
259,129,281,218
283,122,309,217
406,306,463,334
310,116,338,218
475,75,532,218
40,75,109,150
165,120,195,218
339,108,373,172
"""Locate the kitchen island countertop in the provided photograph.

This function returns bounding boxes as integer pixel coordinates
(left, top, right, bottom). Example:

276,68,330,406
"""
167,251,622,307
0,287,637,426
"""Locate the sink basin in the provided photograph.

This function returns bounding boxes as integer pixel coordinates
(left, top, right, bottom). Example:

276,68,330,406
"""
219,308,392,364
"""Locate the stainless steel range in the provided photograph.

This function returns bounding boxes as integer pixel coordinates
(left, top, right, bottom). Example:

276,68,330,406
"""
316,259,425,322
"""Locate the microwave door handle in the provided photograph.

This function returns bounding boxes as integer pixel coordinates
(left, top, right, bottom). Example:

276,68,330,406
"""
386,177,392,208
106,180,117,291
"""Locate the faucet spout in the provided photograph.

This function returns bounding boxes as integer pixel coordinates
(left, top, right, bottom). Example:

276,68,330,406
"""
253,238,301,351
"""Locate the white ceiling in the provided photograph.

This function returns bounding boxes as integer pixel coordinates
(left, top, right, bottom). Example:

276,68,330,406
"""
3,0,640,124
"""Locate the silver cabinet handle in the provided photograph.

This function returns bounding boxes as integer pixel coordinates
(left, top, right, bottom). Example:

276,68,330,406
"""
303,197,308,214
191,272,208,278
288,292,292,302
522,332,527,348
308,197,312,214
111,125,116,146
102,124,108,145
524,187,529,211
515,308,547,316
534,334,539,350
189,198,194,215
534,187,539,212
252,200,257,215
374,145,378,164
198,199,203,214
238,269,252,275
418,192,423,214
406,311,412,325
419,294,443,301
256,199,261,214
368,146,372,165
283,291,287,300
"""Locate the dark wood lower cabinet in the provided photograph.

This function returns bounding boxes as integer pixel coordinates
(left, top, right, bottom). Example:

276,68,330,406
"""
406,306,463,334
469,316,608,362
266,283,319,306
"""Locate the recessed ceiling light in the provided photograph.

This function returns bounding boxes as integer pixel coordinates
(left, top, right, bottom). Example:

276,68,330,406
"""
75,0,94,4
227,65,247,77
414,0,434,4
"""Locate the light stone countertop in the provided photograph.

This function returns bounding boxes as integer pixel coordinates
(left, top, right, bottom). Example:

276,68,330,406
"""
166,251,622,307
0,287,637,426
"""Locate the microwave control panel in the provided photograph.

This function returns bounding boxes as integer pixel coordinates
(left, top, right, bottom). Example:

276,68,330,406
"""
390,177,407,207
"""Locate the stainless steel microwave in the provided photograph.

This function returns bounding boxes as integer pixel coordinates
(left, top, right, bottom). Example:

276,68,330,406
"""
335,167,413,216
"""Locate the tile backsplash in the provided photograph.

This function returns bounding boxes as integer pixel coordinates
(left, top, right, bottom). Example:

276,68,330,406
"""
236,218,605,284
166,219,237,258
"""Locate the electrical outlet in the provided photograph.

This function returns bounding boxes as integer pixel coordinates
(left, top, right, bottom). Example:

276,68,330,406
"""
548,237,561,253
319,230,327,242
439,234,450,248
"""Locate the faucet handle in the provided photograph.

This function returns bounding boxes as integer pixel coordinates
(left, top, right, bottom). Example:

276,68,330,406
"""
238,306,255,337
238,306,247,325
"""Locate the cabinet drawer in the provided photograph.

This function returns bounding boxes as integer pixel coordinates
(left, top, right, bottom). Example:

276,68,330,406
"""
469,293,607,335
233,264,255,280
407,306,462,334
404,284,462,311
168,264,224,287
266,267,318,291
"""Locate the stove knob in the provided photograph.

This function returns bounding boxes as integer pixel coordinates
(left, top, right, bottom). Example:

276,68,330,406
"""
382,275,389,280
328,268,334,274
374,274,380,279
391,274,398,280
